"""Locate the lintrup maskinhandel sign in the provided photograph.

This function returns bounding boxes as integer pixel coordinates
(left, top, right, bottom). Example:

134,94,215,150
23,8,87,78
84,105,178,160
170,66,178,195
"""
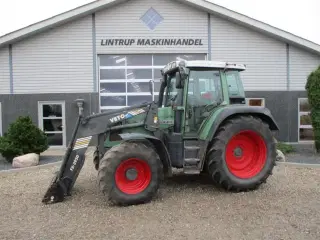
100,38,204,46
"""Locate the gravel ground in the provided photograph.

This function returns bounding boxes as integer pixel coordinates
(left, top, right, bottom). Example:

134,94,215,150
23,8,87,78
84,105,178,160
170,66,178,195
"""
0,153,319,240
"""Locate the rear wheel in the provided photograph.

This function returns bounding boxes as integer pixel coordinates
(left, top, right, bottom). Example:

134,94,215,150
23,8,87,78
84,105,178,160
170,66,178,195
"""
206,115,276,191
97,141,162,206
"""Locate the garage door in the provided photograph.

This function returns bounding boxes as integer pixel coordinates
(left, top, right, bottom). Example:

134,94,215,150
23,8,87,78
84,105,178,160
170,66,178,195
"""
0,102,2,136
98,53,207,112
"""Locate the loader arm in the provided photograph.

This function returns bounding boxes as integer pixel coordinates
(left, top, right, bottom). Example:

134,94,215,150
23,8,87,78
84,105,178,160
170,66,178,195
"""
42,101,159,204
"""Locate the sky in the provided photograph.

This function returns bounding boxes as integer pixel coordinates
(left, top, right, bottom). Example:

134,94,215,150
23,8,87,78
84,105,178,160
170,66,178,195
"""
0,0,319,44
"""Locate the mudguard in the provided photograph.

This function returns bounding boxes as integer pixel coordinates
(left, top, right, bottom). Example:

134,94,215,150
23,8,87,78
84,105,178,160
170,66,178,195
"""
199,105,280,142
197,105,280,171
118,133,173,177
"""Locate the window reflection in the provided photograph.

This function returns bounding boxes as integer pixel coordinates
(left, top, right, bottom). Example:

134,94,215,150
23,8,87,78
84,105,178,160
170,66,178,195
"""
298,98,314,142
127,82,150,93
100,83,126,93
43,104,62,117
128,96,152,105
99,54,206,109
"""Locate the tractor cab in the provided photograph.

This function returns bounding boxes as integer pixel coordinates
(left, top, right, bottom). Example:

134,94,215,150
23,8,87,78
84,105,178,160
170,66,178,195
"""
157,60,247,134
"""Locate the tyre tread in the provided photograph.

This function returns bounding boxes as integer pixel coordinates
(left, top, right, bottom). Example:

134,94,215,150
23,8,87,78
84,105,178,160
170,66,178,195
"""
206,115,276,192
97,141,162,206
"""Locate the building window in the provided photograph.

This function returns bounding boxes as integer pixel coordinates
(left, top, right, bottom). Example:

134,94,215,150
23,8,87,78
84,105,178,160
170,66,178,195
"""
38,101,66,147
298,98,314,142
0,102,2,137
246,98,265,107
98,54,207,112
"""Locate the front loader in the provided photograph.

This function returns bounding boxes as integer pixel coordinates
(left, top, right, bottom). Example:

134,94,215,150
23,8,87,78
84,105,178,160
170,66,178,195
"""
42,60,279,206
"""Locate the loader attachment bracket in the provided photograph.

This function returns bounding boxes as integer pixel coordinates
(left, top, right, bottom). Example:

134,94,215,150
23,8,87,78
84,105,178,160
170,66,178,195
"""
42,141,89,204
42,173,67,204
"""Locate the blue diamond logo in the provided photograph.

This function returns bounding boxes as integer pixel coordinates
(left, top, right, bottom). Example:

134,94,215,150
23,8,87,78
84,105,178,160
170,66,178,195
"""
140,7,164,30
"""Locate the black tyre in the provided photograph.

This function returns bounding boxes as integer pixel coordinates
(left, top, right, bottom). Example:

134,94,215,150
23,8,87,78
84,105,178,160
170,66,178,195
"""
97,141,163,206
93,147,100,171
206,115,276,191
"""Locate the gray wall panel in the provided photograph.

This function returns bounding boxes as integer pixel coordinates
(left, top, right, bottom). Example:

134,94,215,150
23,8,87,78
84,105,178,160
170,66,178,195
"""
245,91,308,142
246,91,289,141
0,90,309,144
286,91,308,142
211,14,287,91
289,45,320,91
0,47,10,94
12,16,94,94
95,0,208,54
0,93,99,145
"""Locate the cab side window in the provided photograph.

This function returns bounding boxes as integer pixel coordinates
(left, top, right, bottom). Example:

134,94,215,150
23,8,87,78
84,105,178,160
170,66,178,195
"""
226,71,245,97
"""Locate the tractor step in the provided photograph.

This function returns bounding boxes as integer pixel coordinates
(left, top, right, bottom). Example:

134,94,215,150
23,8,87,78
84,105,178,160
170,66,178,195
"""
184,146,200,150
183,158,201,174
184,158,200,165
183,166,201,174
183,140,201,174
184,144,200,148
184,145,200,159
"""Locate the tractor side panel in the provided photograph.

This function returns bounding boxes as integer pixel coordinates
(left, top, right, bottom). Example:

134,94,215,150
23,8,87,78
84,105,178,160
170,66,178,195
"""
157,107,174,130
104,126,152,148
198,107,225,140
103,106,174,148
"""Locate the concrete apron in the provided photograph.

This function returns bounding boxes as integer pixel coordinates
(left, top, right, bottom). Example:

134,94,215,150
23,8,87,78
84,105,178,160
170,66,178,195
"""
276,161,320,169
0,161,62,176
0,147,95,175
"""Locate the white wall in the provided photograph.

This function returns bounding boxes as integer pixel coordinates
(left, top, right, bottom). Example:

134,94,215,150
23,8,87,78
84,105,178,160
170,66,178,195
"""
95,0,208,54
210,14,287,91
3,0,320,95
0,47,10,94
12,16,93,94
289,46,320,91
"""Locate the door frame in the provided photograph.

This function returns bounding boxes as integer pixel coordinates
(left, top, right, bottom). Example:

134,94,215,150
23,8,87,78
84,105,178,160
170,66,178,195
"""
38,101,66,148
0,102,2,137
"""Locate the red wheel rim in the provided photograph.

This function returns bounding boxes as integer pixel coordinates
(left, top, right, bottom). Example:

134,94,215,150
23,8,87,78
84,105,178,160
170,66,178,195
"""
225,130,267,179
115,158,151,194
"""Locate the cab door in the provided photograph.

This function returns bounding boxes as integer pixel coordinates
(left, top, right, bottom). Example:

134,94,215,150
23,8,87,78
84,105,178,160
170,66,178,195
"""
183,69,224,137
157,84,175,131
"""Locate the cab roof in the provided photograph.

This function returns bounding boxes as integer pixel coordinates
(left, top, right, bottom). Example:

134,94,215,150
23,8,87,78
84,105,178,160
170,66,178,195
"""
161,60,246,75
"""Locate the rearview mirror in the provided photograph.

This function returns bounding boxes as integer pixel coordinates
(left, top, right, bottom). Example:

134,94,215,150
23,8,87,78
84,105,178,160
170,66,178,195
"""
175,72,183,89
176,67,188,89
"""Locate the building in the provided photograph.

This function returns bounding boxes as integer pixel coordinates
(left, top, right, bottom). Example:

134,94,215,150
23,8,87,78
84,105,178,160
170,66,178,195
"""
0,0,319,148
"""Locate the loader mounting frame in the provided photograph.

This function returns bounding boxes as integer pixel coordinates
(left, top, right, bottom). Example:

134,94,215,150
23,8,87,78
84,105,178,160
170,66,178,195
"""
42,101,162,204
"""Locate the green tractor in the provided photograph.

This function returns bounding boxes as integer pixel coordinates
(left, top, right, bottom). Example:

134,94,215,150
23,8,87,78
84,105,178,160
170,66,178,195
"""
42,60,279,206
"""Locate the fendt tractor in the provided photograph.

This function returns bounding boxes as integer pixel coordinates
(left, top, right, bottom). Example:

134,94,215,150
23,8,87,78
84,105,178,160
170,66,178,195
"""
42,60,279,206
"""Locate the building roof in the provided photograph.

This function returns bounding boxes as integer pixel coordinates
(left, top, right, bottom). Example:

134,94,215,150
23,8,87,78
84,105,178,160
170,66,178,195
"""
185,60,247,71
0,0,319,55
162,60,246,75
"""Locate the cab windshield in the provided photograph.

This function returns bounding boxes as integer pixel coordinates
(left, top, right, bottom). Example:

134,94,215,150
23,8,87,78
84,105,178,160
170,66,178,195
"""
161,69,245,107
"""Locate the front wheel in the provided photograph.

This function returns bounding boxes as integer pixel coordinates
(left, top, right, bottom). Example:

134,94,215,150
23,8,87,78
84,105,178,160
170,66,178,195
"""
97,141,163,206
206,115,277,191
